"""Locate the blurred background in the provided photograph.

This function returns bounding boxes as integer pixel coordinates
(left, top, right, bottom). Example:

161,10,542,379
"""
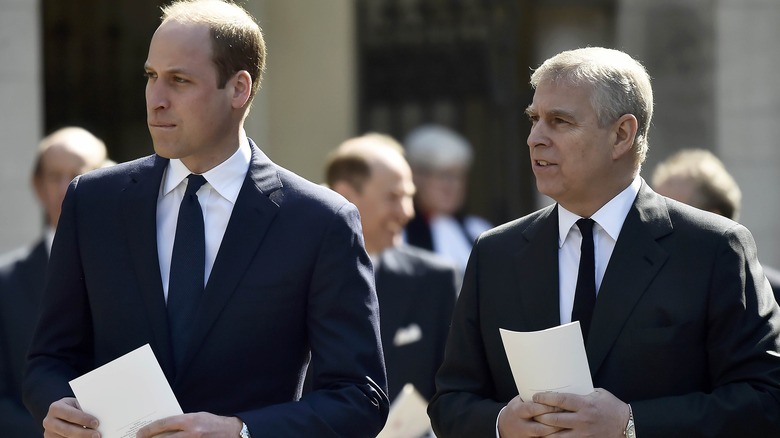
2,0,780,267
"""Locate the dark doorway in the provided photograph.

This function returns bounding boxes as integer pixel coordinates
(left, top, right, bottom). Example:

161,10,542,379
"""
42,0,164,163
355,0,537,224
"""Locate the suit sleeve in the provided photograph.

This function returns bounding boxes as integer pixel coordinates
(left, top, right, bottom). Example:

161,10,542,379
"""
428,236,506,437
632,224,780,437
22,179,92,423
237,202,389,437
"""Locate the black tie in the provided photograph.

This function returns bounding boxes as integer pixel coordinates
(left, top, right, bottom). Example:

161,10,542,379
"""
168,174,208,369
572,218,596,342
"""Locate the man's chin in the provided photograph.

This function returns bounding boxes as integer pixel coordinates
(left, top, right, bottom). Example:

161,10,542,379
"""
151,143,180,159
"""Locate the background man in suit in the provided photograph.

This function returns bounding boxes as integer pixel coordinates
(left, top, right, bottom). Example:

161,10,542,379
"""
428,47,780,437
325,133,458,403
0,127,108,436
651,148,742,221
651,148,780,300
23,1,388,437
403,124,492,277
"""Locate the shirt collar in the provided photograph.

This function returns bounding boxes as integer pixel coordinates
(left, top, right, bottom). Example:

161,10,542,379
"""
558,175,642,247
45,226,56,255
161,132,251,204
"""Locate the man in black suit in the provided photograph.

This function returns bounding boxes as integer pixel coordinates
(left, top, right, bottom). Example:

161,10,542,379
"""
428,47,780,437
325,133,458,403
0,127,108,436
23,1,388,437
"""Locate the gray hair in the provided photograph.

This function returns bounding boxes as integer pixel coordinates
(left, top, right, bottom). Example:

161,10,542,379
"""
404,124,473,170
530,47,653,168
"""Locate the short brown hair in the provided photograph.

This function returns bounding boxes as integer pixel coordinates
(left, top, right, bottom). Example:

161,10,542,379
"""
652,148,742,221
161,0,266,101
325,133,405,192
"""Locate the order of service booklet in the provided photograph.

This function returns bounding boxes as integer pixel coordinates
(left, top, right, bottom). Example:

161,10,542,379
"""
499,321,594,402
69,344,183,438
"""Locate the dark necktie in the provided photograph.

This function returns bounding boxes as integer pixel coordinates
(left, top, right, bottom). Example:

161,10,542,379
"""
571,218,596,342
167,174,207,369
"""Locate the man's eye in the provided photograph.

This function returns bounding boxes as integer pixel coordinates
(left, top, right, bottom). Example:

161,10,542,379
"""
173,76,188,84
144,72,156,80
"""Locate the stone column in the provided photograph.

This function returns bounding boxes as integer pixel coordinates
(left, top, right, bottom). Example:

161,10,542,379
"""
716,0,780,267
245,0,357,184
617,0,717,177
0,0,43,253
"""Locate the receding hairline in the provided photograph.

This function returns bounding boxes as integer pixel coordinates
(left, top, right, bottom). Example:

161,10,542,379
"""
161,0,258,26
35,127,108,175
326,134,412,189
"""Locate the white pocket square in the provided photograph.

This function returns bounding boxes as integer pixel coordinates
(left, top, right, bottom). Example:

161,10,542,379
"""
393,323,423,347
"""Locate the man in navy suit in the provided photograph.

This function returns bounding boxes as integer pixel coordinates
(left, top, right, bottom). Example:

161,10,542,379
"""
23,1,388,437
325,133,458,403
0,127,108,436
429,47,780,437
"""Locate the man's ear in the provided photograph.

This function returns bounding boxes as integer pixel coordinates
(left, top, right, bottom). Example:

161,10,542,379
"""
230,70,252,109
612,113,638,160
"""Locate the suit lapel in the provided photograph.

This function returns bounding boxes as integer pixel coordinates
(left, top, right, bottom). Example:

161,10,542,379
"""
376,249,417,351
375,252,399,356
586,182,672,376
514,205,561,330
121,155,176,379
177,141,282,376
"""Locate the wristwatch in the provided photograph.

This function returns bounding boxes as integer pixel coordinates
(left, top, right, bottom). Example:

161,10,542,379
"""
624,404,636,438
240,422,251,438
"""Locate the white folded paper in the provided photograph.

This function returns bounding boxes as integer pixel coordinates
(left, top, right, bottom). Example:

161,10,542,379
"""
69,344,183,438
376,383,431,438
499,321,594,401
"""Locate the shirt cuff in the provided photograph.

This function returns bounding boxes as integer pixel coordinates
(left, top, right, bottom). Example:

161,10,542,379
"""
495,405,508,438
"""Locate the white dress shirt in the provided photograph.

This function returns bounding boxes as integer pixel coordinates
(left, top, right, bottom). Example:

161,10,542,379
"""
156,134,251,302
428,214,492,273
44,227,56,256
557,176,641,324
495,176,641,436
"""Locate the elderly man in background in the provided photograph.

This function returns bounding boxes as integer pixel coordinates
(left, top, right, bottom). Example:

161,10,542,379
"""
0,126,110,436
403,124,492,276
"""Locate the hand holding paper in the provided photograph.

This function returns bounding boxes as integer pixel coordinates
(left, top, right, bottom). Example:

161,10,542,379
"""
68,344,182,438
499,321,594,401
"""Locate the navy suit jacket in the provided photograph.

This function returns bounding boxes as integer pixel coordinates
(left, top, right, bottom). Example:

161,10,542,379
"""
0,240,47,436
23,141,389,437
375,245,457,402
429,181,780,437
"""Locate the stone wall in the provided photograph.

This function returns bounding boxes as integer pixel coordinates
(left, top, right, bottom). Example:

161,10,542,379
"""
0,0,43,253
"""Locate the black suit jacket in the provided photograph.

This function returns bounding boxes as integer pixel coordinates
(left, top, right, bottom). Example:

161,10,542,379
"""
0,240,47,436
375,245,457,402
429,181,780,437
763,265,780,303
23,141,389,437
